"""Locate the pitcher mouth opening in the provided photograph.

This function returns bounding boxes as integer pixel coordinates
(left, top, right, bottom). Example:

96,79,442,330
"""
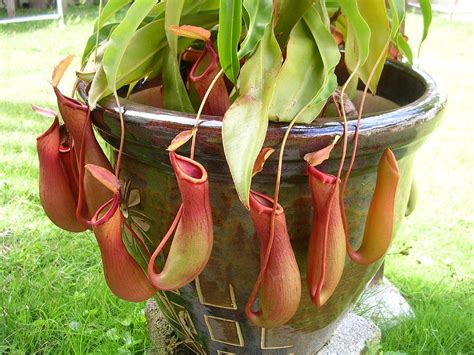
171,153,208,184
249,190,284,215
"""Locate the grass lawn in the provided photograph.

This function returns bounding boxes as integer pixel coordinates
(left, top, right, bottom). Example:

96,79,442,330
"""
1,5,473,354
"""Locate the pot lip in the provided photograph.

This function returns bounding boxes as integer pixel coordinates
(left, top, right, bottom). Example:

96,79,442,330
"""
81,60,447,139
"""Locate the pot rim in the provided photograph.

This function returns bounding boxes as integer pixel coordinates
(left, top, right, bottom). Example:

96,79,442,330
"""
80,60,447,169
81,61,446,135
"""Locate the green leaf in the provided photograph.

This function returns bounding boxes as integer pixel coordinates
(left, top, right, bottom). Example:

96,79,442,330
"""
387,0,405,39
270,6,340,123
162,0,194,113
356,0,391,94
149,0,219,18
102,0,157,90
148,2,166,18
93,0,131,32
89,19,167,108
222,24,281,208
387,0,413,65
274,0,313,48
418,0,432,57
340,0,371,78
314,0,330,28
300,74,338,122
81,23,118,67
395,33,413,65
306,5,340,74
165,0,184,56
239,0,273,59
218,0,242,83
162,49,194,112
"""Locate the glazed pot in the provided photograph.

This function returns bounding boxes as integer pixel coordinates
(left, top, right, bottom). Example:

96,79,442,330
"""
81,61,446,354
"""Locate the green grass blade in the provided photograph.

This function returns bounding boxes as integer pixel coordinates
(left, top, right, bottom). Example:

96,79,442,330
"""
218,0,242,84
239,0,273,59
222,24,281,207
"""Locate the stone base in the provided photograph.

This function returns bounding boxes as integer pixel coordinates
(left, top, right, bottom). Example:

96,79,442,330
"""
145,300,182,355
318,313,381,355
145,300,381,354
357,278,414,327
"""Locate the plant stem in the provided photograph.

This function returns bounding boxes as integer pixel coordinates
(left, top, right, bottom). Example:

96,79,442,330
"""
94,0,103,65
113,92,125,177
190,68,224,159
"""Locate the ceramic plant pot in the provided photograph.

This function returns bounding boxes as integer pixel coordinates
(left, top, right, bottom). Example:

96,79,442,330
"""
81,61,446,354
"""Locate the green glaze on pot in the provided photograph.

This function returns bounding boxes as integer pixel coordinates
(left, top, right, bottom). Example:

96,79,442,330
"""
81,61,446,354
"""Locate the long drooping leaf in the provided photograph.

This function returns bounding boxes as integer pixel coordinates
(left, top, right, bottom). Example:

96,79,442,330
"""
340,0,371,75
269,21,324,122
356,0,391,94
270,6,340,123
306,5,340,76
218,0,242,83
418,0,432,57
222,25,282,208
102,0,157,91
274,0,313,48
239,0,273,59
162,0,194,113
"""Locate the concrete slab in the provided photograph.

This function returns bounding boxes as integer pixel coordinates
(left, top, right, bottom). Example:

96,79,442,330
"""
357,278,414,327
318,313,381,355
